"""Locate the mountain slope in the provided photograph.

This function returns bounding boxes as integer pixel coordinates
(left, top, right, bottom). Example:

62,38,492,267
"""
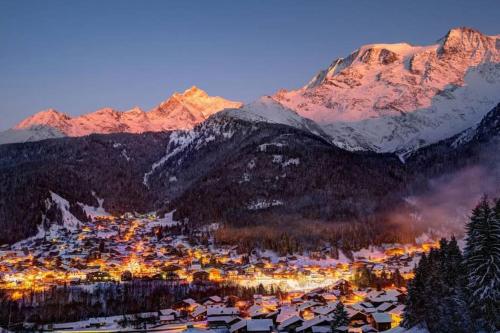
1,102,499,246
0,86,242,145
273,27,500,153
0,115,408,245
0,132,171,244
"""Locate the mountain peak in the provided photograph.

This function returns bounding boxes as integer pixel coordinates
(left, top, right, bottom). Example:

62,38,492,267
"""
125,106,144,114
152,87,242,128
273,27,500,153
14,109,71,130
183,85,206,97
443,26,483,40
438,27,497,56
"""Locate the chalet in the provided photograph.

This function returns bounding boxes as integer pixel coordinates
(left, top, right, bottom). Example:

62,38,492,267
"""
191,305,207,321
369,312,392,332
159,309,179,323
248,319,274,333
366,290,400,306
376,302,395,313
346,309,368,328
230,319,248,333
207,306,240,328
248,304,268,319
277,315,304,333
208,315,242,328
312,302,339,316
205,295,223,304
231,319,274,333
310,327,331,333
297,301,322,314
296,316,333,333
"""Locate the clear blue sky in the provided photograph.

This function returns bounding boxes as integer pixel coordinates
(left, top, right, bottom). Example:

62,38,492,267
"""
1,0,499,130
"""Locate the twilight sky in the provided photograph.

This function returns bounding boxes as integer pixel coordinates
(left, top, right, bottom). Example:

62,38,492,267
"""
1,0,499,130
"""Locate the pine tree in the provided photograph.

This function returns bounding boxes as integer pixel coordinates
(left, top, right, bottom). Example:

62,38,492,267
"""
444,236,464,288
463,197,500,332
392,268,405,288
433,292,473,333
331,302,349,331
403,253,428,328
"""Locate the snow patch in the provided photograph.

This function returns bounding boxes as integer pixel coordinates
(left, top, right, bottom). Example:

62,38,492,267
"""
143,130,197,186
239,173,251,183
247,159,256,169
258,142,284,152
121,149,130,161
48,192,81,230
282,158,300,167
247,199,284,210
144,211,178,231
78,192,110,219
272,155,283,163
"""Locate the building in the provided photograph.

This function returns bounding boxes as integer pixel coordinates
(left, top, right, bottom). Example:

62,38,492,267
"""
369,312,392,332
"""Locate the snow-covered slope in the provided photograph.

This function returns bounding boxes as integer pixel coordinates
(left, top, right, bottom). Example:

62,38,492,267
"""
0,124,65,145
273,27,500,153
0,86,242,144
222,96,329,140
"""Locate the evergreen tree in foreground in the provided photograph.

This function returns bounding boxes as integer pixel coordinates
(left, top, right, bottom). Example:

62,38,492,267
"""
331,302,349,331
402,253,428,327
403,238,472,332
463,197,500,331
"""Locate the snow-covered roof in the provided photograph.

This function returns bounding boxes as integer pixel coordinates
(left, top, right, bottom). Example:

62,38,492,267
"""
230,319,247,333
312,302,339,315
191,306,207,318
246,319,274,332
277,315,303,330
296,316,333,332
376,302,394,312
207,315,240,324
160,308,178,316
388,304,405,316
371,312,392,323
207,307,239,316
311,326,331,333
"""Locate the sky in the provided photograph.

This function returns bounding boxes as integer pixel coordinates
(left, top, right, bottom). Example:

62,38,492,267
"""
1,0,499,130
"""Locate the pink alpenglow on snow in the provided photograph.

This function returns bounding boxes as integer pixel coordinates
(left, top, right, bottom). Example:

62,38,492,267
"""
272,27,500,153
3,86,242,144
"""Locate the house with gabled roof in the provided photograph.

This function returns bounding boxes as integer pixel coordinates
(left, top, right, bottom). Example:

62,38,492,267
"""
277,315,304,333
369,312,392,332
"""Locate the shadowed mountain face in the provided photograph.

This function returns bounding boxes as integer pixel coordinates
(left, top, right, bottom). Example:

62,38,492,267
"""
0,103,498,246
0,115,406,245
0,132,171,244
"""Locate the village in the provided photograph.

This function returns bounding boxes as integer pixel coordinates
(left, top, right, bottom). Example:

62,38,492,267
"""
0,213,438,332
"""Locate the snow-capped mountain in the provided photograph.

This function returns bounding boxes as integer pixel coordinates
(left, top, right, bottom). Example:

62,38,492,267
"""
222,96,330,140
0,86,242,145
272,27,500,153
